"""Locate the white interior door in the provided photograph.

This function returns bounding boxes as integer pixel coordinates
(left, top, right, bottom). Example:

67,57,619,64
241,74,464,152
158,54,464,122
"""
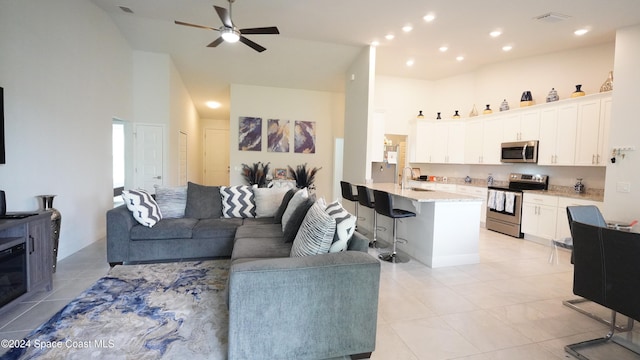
135,124,164,192
204,128,230,186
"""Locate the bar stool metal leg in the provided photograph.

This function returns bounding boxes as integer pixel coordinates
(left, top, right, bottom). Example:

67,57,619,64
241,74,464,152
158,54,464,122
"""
378,218,409,263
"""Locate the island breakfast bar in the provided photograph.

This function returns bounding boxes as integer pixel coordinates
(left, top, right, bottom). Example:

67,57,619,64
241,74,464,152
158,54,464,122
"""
358,183,483,268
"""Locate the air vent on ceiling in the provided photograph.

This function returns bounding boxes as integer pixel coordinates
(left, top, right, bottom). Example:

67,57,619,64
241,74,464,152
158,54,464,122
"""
533,12,570,23
119,6,134,14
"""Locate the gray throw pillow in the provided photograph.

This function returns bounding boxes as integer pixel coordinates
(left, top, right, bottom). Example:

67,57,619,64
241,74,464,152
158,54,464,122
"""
282,198,315,243
281,188,309,231
154,185,187,218
273,188,297,224
184,182,223,219
290,201,336,257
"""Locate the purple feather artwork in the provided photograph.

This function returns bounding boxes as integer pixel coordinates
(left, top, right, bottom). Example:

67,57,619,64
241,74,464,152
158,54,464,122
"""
238,116,262,151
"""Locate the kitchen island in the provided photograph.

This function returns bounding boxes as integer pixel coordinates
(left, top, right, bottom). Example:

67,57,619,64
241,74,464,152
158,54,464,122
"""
360,183,483,268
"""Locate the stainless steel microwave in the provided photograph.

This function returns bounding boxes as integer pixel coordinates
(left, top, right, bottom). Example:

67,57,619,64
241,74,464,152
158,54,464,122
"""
500,140,539,163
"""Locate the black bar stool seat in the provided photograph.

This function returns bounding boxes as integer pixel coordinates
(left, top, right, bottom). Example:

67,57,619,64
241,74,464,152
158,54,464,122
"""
356,185,385,248
373,190,416,263
340,181,359,227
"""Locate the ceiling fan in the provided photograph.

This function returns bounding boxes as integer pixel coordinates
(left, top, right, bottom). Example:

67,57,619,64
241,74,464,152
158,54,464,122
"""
174,0,279,53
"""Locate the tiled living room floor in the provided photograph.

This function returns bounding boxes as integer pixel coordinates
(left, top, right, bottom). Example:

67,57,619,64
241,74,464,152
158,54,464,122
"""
1,228,638,359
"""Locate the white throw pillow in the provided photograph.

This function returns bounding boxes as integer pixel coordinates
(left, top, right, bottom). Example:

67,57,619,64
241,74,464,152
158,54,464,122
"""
122,189,163,227
325,200,357,253
281,188,308,231
253,186,290,218
290,201,336,257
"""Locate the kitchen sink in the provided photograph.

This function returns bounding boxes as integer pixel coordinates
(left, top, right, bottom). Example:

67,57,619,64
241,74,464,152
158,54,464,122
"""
410,187,433,192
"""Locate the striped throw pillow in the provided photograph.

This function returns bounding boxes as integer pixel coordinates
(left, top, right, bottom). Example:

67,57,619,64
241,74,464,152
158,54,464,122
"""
290,201,336,257
325,200,357,253
122,189,162,227
220,185,256,218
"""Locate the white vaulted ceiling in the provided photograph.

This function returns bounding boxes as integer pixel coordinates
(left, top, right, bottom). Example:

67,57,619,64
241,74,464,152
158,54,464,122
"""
90,0,640,119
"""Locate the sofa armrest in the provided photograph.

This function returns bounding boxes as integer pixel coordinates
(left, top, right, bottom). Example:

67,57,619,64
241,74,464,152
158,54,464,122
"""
228,251,380,360
106,204,136,264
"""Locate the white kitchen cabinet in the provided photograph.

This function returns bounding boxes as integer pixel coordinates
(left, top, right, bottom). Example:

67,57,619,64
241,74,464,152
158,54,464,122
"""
425,121,464,164
538,103,577,165
409,120,434,163
502,110,540,142
574,96,611,166
464,119,483,164
456,185,488,224
522,193,558,240
482,117,504,164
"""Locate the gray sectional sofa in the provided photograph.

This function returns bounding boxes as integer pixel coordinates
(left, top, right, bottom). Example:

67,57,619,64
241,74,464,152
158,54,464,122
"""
106,182,381,360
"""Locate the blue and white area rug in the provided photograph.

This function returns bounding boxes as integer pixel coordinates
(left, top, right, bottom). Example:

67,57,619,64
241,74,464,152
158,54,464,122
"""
2,260,230,360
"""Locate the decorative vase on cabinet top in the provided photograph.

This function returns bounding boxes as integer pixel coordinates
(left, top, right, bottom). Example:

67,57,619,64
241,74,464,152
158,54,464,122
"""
571,84,585,98
483,104,492,114
469,104,478,117
436,112,442,120
600,71,613,92
500,99,509,111
520,91,533,107
452,110,460,119
546,88,559,102
417,110,424,119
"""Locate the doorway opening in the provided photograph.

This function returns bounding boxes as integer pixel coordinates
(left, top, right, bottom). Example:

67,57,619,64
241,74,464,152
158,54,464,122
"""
113,121,125,206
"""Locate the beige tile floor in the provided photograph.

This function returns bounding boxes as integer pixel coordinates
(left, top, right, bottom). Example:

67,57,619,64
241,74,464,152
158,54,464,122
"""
0,228,638,359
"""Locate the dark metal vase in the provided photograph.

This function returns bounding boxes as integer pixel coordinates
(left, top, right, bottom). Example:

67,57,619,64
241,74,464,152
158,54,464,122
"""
38,195,61,273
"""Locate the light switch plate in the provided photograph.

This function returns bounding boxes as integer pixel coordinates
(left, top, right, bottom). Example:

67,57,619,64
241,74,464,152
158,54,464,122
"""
617,182,631,193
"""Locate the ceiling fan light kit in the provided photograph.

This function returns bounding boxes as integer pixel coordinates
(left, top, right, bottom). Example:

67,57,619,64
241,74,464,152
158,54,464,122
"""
174,0,279,52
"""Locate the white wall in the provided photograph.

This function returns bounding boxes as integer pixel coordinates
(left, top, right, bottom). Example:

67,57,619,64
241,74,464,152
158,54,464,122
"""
229,84,344,201
603,24,640,222
0,0,133,259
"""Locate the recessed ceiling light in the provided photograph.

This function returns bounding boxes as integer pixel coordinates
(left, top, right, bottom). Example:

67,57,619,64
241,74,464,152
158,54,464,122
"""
385,34,395,40
206,101,221,109
574,28,589,36
490,30,502,38
502,45,513,52
456,56,464,62
423,13,436,22
406,59,415,66
439,46,448,52
402,25,413,33
371,40,380,46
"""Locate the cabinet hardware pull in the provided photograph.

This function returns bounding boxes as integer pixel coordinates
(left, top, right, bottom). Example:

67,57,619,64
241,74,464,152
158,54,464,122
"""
29,235,34,254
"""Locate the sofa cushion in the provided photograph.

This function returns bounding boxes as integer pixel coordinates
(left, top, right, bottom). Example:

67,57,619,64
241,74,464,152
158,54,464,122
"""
221,185,256,218
253,186,290,218
185,182,223,219
232,237,293,261
192,218,243,239
154,185,187,219
130,218,198,240
273,188,297,224
235,223,283,240
122,189,163,227
325,201,357,253
290,201,336,257
282,198,315,243
281,188,308,230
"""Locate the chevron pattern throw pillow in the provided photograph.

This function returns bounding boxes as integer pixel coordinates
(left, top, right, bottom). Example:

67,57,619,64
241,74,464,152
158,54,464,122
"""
220,185,256,218
121,189,163,227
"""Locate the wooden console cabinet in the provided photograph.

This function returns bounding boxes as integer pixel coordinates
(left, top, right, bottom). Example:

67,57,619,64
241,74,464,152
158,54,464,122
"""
0,212,53,314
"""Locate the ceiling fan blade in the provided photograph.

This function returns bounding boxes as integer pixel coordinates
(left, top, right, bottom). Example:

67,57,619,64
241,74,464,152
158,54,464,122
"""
239,26,280,35
239,36,266,52
214,5,233,28
174,20,218,31
207,37,225,47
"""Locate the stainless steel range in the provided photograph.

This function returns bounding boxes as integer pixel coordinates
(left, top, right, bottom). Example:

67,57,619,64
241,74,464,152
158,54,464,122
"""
486,173,548,238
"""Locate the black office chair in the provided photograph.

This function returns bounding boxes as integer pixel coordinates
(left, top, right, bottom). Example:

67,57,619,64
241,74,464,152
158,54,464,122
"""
565,220,640,359
340,181,359,227
356,185,385,248
373,190,415,263
563,206,633,332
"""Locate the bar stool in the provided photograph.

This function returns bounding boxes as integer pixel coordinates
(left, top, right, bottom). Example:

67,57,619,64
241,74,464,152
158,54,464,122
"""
340,181,359,227
356,185,386,248
373,190,416,263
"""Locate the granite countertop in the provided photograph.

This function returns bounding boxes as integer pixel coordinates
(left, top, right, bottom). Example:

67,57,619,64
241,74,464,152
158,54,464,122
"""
523,189,604,202
364,183,483,203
